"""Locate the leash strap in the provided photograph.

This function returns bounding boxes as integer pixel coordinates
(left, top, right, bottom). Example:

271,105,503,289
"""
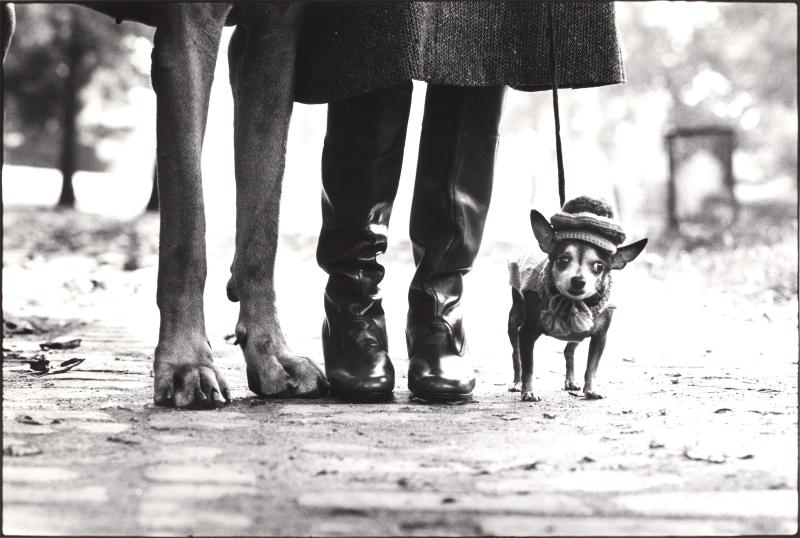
547,2,566,208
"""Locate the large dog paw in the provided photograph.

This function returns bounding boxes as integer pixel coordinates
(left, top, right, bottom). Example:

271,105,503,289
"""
245,353,329,398
153,342,230,409
238,326,328,398
583,389,604,400
521,391,541,402
508,382,521,392
276,354,330,398
564,379,581,391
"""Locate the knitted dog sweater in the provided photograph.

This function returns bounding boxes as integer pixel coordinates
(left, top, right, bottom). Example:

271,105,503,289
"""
508,252,613,341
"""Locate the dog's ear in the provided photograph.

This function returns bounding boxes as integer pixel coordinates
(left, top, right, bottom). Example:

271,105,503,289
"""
610,238,648,270
530,210,554,253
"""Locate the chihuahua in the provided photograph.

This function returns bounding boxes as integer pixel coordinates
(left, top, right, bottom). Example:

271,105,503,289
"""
507,197,647,402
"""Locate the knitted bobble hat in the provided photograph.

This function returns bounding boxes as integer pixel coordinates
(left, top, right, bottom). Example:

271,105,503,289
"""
549,196,626,254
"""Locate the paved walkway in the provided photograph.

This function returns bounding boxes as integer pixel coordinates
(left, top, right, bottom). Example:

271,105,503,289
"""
3,209,798,535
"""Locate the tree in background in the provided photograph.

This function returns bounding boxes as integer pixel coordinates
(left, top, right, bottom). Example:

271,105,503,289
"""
621,3,796,169
3,4,152,208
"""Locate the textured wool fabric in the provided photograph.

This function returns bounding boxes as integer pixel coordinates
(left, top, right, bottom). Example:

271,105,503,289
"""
550,211,627,251
508,253,613,341
295,1,625,104
553,230,618,253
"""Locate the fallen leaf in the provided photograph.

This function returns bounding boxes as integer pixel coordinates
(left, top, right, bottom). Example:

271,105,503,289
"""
107,435,140,445
3,316,35,336
4,443,43,457
683,447,726,464
25,353,51,372
39,339,82,351
30,357,85,376
542,413,556,419
14,415,60,426
579,456,596,464
714,408,733,414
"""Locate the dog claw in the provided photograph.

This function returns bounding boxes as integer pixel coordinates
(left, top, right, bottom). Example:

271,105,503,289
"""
154,356,230,410
521,392,541,402
245,352,328,399
564,381,580,391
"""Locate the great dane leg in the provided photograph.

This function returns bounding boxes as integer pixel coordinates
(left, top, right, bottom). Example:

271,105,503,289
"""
150,5,231,408
227,6,328,398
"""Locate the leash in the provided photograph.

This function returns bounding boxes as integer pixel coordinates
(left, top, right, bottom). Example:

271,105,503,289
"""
547,2,566,208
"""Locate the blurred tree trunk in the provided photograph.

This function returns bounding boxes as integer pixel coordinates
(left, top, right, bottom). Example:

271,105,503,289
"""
56,11,81,208
145,164,159,212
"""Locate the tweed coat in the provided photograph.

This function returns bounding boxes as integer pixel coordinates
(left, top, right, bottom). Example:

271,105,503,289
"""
295,1,625,104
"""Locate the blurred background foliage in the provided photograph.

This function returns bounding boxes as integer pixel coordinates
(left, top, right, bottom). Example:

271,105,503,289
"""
1,2,797,221
1,2,796,310
3,4,153,205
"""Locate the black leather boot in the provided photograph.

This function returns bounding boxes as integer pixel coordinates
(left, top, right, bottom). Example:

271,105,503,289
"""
407,84,506,401
317,81,413,401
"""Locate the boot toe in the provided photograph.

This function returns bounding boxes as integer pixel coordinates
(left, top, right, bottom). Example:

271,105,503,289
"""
408,355,475,401
326,354,395,401
328,371,394,400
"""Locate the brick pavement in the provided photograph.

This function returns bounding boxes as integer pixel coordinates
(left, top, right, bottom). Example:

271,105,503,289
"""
3,214,798,536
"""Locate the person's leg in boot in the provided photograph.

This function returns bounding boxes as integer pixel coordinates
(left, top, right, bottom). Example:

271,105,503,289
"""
407,84,506,401
317,81,413,401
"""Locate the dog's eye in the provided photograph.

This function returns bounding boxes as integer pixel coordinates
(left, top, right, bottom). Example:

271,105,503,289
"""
556,256,570,269
591,261,604,274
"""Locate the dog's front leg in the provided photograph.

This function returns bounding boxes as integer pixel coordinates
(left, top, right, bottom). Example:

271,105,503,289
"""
563,342,580,391
227,5,329,398
584,310,613,399
150,5,231,408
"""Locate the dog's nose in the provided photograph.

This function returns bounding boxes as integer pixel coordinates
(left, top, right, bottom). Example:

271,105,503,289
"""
570,276,585,289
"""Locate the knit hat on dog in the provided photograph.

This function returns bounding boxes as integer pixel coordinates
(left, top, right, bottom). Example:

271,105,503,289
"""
550,196,626,254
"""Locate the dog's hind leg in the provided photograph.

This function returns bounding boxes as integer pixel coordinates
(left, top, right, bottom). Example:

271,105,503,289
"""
150,5,232,408
227,5,329,398
563,342,580,391
507,287,524,391
519,291,543,402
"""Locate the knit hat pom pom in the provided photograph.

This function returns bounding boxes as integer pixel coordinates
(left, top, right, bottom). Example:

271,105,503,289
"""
562,196,614,219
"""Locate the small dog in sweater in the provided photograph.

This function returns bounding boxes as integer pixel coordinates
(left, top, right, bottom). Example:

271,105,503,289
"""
507,196,647,401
